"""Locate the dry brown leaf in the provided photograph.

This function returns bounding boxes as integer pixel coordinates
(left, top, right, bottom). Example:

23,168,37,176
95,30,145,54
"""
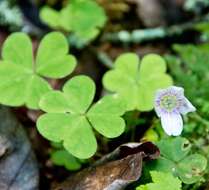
53,142,159,190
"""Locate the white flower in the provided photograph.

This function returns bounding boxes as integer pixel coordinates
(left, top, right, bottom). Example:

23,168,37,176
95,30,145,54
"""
154,86,196,136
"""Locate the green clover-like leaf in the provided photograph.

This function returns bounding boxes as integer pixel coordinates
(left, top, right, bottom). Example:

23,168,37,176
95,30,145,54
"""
136,171,182,190
37,75,126,159
147,137,207,184
176,154,207,184
40,0,106,42
0,32,76,109
40,7,60,29
51,149,81,171
103,53,173,111
156,137,191,162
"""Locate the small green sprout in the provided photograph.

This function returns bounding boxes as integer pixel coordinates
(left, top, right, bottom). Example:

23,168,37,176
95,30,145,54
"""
136,171,182,190
51,149,82,171
37,75,126,159
103,53,173,111
147,137,207,184
0,32,76,109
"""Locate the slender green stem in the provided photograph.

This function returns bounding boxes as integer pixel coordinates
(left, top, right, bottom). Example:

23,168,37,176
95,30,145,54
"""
102,13,209,44
97,51,114,69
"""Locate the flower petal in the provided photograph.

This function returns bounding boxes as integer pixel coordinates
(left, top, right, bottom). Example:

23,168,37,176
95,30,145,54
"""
154,89,166,117
160,113,183,136
154,104,163,117
169,86,184,95
179,97,196,115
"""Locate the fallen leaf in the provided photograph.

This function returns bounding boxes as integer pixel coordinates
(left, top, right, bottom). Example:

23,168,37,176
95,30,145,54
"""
53,142,159,190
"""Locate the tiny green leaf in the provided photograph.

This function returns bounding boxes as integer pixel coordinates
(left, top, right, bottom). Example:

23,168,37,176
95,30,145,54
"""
37,75,126,158
103,53,173,111
51,150,81,171
0,32,76,109
136,171,182,190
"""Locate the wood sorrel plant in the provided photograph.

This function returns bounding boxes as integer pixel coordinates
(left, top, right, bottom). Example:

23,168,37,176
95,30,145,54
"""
0,32,125,159
0,31,184,159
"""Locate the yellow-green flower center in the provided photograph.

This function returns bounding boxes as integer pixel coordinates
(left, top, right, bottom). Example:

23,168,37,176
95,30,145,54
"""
160,95,177,111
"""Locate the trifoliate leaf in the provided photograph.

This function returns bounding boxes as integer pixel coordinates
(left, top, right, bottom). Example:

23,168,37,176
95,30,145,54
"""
103,53,173,111
62,0,106,38
156,137,191,162
40,0,106,42
51,150,81,171
0,32,76,109
37,75,126,159
136,171,182,190
147,137,207,184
